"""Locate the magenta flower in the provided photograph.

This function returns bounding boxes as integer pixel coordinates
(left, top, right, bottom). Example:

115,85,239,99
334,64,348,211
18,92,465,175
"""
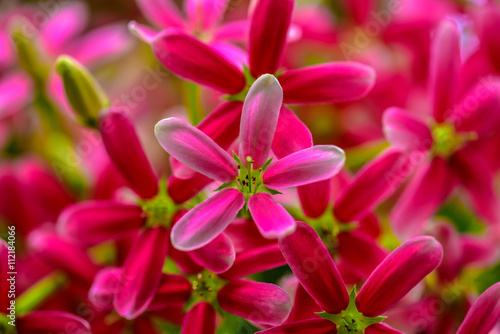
18,311,91,334
155,74,345,250
457,282,500,334
335,19,500,237
258,221,443,333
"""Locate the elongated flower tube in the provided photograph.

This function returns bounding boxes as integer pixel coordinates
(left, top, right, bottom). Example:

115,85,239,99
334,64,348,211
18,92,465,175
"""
155,74,345,251
99,108,159,199
457,282,500,334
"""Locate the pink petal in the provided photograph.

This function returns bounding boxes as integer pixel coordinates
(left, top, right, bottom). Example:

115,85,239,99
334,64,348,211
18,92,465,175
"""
171,188,245,251
149,274,192,310
70,24,133,67
390,157,455,240
100,109,159,199
365,323,404,334
334,149,417,222
181,302,216,334
279,62,376,104
263,146,345,189
1,240,9,312
239,74,283,168
450,148,500,224
248,193,296,239
434,223,462,283
155,117,237,182
39,2,88,55
214,20,249,42
0,72,33,119
128,21,159,43
279,221,349,314
257,319,337,333
197,101,243,150
218,279,292,326
382,107,432,152
57,201,143,246
114,226,169,319
210,41,248,70
184,0,228,31
286,282,323,323
449,76,500,139
356,236,443,317
136,0,185,29
188,232,235,274
168,173,213,204
297,179,331,218
18,311,91,334
272,106,313,159
249,0,294,77
28,230,100,284
429,19,461,122
220,243,286,280
89,267,122,310
457,282,500,334
152,30,246,94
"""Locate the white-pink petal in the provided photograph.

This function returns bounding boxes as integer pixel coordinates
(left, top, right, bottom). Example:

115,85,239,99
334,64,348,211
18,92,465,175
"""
248,193,296,239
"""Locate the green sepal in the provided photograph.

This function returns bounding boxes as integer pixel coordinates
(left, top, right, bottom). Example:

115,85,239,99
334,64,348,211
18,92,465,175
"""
261,157,274,171
214,180,238,192
317,288,386,333
233,151,243,166
55,56,109,128
257,185,283,195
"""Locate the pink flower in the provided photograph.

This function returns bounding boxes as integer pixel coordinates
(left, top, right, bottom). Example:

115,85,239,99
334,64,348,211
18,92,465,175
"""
18,311,91,334
155,74,345,251
258,221,443,333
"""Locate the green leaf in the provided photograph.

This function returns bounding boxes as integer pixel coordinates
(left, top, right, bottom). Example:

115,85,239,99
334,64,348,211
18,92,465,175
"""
16,272,67,315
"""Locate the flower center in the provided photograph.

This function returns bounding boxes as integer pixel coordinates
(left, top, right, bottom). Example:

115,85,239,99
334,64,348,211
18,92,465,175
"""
138,178,177,228
186,270,226,308
431,123,476,157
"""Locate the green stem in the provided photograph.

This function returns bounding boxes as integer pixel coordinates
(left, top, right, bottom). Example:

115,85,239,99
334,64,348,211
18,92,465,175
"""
16,271,67,316
183,81,203,125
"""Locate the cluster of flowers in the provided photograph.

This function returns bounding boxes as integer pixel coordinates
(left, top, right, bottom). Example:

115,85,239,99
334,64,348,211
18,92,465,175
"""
1,0,500,333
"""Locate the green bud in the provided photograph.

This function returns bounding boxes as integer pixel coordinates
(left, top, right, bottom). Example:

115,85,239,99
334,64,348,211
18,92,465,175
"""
55,56,109,128
11,28,48,82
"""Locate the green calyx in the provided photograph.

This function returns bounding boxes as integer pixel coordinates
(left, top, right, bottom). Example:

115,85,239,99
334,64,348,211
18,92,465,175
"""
55,56,109,128
185,270,226,313
318,289,386,334
215,154,282,200
224,66,257,102
431,123,476,157
138,178,177,228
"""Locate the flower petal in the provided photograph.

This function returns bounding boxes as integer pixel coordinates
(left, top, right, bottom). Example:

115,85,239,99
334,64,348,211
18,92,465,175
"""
382,107,432,152
429,19,461,122
297,179,331,218
449,76,500,139
197,101,243,150
365,323,404,334
257,319,337,334
279,221,349,314
188,232,235,274
89,267,122,310
279,62,376,104
155,117,237,182
239,74,283,168
57,201,143,246
263,146,345,189
356,236,443,317
114,226,169,319
152,30,246,94
457,282,500,334
149,274,192,310
171,188,245,251
128,21,159,43
248,193,296,239
18,311,91,334
185,0,228,31
0,240,9,312
220,243,286,280
181,302,216,334
100,109,158,199
334,149,418,222
0,72,32,119
390,157,455,240
249,0,294,77
218,279,292,326
272,106,313,159
450,147,500,224
167,173,213,204
135,0,185,29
